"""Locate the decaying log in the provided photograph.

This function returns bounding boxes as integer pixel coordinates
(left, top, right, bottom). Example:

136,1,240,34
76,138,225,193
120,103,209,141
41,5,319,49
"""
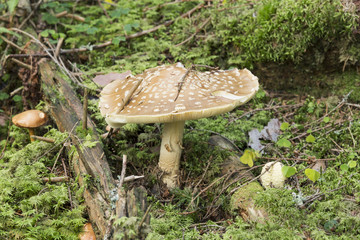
39,60,116,238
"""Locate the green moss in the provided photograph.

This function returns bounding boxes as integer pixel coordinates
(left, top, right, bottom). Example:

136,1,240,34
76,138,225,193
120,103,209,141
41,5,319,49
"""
230,182,264,211
0,129,85,239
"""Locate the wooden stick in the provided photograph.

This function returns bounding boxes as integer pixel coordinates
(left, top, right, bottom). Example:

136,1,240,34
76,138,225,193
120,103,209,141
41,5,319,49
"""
30,135,55,143
42,176,70,182
83,88,88,130
11,58,32,70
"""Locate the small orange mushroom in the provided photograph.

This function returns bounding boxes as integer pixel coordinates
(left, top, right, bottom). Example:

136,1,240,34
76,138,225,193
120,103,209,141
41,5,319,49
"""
12,110,48,142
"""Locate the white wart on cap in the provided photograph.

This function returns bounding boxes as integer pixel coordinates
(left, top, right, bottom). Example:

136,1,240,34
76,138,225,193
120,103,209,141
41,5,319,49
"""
99,63,259,188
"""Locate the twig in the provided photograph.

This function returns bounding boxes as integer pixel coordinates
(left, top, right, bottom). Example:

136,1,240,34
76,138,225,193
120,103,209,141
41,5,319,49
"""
259,156,336,162
55,37,65,58
174,66,192,101
34,122,78,162
138,203,152,230
30,135,55,143
193,157,212,193
42,176,70,182
301,185,346,207
123,175,144,182
97,0,111,19
185,173,228,212
50,144,66,173
55,11,85,22
118,155,127,188
10,86,24,96
348,124,356,148
11,58,32,70
0,36,23,51
175,17,211,47
83,88,88,130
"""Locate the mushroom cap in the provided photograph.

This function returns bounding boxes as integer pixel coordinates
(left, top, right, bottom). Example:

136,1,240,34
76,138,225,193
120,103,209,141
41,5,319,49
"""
99,63,259,127
12,110,48,128
260,162,286,189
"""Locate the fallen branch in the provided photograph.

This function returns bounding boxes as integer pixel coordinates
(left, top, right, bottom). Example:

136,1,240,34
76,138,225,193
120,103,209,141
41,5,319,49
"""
42,176,70,182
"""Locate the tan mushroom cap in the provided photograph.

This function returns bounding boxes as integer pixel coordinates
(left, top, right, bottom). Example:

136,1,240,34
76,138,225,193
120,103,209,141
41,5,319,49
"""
12,110,48,128
99,63,259,126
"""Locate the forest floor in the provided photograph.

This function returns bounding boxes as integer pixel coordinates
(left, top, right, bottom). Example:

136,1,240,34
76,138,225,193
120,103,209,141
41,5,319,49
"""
1,0,360,239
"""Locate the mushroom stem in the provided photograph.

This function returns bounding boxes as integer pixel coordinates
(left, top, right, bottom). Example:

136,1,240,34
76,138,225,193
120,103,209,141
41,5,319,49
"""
158,120,185,188
28,128,35,142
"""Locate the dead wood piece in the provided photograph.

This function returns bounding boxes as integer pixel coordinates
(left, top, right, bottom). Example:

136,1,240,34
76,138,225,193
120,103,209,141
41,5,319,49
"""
42,176,69,182
39,60,115,239
30,135,55,143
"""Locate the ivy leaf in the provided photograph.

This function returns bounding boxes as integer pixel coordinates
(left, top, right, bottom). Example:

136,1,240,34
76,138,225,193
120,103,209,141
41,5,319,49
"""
348,160,357,168
281,165,296,178
276,138,291,148
239,149,259,167
304,168,320,182
323,117,330,123
280,122,290,131
306,134,316,143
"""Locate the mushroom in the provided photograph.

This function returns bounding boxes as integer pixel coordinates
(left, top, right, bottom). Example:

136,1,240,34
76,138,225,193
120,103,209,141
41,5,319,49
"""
260,162,286,189
99,63,259,188
12,110,48,142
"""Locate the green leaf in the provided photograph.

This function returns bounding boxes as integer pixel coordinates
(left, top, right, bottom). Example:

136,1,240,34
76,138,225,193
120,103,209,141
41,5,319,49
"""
109,8,129,18
305,168,320,182
276,138,291,148
348,160,357,168
0,27,21,38
124,24,133,32
112,36,126,45
0,92,9,101
306,134,316,143
280,122,290,131
40,29,56,38
239,149,259,167
12,95,22,102
7,0,19,13
281,165,296,178
323,117,330,123
340,164,349,172
42,13,59,24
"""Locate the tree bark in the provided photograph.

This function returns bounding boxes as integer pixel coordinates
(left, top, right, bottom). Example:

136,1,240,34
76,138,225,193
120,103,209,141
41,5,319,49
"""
39,60,116,239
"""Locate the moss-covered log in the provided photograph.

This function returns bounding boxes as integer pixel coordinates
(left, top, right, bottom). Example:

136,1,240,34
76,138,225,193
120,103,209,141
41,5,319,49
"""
39,60,116,238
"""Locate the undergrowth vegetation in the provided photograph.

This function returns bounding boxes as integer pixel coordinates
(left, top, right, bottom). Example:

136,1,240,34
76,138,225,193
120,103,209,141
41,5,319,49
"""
0,129,85,239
